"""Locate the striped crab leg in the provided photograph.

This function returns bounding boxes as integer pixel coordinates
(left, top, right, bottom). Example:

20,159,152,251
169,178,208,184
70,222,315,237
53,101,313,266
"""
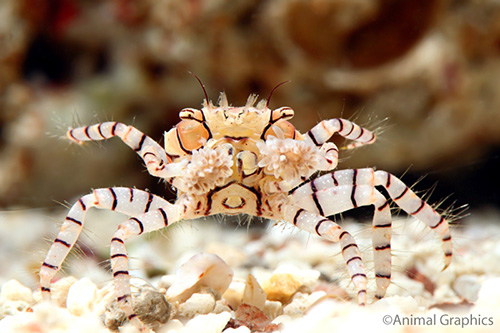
289,170,392,299
303,118,376,171
282,205,368,305
108,204,181,330
290,168,453,299
40,187,181,330
67,122,174,178
374,170,453,269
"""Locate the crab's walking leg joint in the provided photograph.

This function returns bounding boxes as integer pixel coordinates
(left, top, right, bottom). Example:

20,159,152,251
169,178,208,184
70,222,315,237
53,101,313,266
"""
289,167,453,299
40,188,181,329
282,205,367,305
374,171,453,269
67,122,174,178
289,168,391,298
305,118,376,155
110,205,180,329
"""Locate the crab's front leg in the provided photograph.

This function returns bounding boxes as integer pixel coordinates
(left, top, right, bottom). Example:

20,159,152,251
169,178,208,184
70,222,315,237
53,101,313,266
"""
109,206,181,331
40,188,182,331
282,205,368,305
304,118,376,172
67,122,174,178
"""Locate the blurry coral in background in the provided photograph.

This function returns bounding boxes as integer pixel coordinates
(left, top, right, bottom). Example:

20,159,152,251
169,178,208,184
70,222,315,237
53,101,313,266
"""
1,0,500,209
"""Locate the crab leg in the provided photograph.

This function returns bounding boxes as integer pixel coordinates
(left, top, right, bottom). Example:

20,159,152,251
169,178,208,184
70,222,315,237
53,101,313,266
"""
40,188,181,330
109,206,181,330
374,171,453,269
282,205,368,305
67,122,174,178
289,174,392,298
304,118,376,165
290,168,453,298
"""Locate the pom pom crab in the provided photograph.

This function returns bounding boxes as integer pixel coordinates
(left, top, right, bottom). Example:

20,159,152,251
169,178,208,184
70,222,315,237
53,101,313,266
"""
40,92,452,330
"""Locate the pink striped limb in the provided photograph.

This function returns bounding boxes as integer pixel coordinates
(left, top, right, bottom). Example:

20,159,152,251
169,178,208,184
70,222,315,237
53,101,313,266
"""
289,169,392,298
318,142,340,171
67,122,180,178
374,171,453,269
40,187,181,331
109,206,180,330
282,205,368,305
304,118,376,160
289,167,453,299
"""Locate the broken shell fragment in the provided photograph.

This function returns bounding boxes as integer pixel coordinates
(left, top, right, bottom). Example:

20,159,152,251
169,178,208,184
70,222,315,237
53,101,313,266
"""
166,253,233,303
182,311,232,333
222,279,246,310
283,291,327,317
242,274,266,311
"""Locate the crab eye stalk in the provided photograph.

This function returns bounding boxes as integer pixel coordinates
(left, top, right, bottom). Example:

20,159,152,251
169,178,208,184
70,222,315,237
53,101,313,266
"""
271,107,294,122
179,108,205,122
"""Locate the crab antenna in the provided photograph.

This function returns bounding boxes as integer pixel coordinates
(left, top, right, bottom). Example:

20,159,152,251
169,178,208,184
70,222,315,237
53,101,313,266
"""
188,71,209,103
266,80,291,108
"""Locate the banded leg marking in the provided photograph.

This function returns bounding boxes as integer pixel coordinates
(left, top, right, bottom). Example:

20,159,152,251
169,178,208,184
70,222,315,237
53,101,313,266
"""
374,171,453,269
284,205,367,305
372,191,392,299
40,195,90,301
291,168,375,197
291,177,394,299
109,207,181,329
321,143,339,169
291,183,377,217
304,118,375,150
303,119,374,172
40,188,178,302
67,122,171,177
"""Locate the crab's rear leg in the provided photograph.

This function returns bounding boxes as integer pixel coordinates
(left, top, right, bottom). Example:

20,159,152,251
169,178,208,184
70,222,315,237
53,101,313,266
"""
282,205,368,305
40,187,181,330
291,168,453,299
374,171,453,268
289,175,392,299
68,122,173,178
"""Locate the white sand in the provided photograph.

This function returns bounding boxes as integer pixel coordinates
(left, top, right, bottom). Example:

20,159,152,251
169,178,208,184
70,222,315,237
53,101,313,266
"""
1,208,499,332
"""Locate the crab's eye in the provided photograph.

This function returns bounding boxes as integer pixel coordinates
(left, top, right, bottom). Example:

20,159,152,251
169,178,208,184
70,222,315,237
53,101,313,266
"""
271,107,294,122
179,108,205,122
263,120,296,139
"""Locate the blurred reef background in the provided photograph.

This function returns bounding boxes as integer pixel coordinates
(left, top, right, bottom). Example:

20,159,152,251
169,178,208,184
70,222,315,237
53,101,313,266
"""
1,0,500,210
